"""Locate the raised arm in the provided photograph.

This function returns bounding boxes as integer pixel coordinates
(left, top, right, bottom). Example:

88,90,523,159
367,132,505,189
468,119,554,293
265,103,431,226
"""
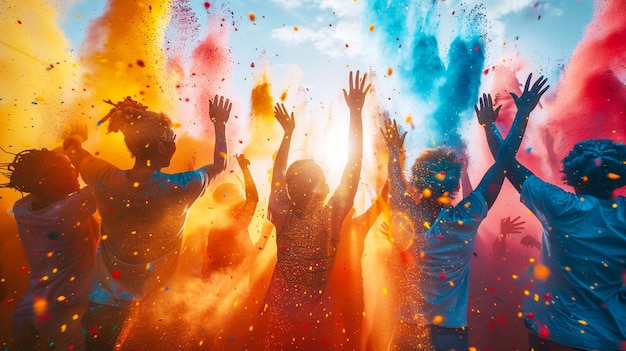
381,118,412,214
269,103,295,207
63,123,93,168
352,181,389,236
476,74,549,192
235,153,258,226
330,71,370,218
202,95,231,179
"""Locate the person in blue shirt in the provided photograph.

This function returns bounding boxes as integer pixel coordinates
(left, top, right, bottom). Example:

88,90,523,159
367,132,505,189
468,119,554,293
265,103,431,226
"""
63,95,231,350
478,75,625,351
381,73,548,351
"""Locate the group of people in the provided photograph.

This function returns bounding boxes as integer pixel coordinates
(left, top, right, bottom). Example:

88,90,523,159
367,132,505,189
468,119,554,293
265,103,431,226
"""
1,70,625,351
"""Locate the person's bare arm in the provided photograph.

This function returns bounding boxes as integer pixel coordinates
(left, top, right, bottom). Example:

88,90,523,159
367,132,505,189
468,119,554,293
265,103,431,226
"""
269,103,295,210
381,118,412,215
351,181,389,232
63,123,93,168
330,71,370,228
201,95,231,179
236,154,258,227
476,74,549,193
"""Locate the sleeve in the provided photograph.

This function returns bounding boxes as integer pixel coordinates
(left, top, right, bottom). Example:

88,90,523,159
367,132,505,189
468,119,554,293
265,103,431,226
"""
183,168,210,201
520,175,580,224
78,156,118,189
432,193,488,243
456,191,489,224
174,168,210,202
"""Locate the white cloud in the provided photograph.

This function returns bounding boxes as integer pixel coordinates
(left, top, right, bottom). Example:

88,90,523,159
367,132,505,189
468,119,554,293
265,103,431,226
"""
269,0,308,10
269,0,365,57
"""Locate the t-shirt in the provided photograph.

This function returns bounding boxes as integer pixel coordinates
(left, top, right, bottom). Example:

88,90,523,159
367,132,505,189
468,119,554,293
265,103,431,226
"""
78,156,209,307
398,192,488,328
520,175,626,351
13,188,98,315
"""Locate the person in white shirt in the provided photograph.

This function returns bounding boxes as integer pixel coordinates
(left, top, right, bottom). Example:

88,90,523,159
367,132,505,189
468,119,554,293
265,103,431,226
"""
4,148,98,351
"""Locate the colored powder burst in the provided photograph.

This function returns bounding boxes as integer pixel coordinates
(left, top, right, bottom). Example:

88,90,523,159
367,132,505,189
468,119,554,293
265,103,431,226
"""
542,0,626,186
426,36,484,149
366,1,485,151
250,73,274,120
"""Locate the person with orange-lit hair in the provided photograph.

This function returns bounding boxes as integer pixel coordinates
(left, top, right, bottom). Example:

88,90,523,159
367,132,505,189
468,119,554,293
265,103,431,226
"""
63,95,232,350
262,71,370,350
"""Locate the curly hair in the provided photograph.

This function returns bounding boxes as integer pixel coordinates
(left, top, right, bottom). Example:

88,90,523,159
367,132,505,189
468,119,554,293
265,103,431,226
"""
562,139,626,198
410,147,462,196
2,149,69,196
99,97,175,159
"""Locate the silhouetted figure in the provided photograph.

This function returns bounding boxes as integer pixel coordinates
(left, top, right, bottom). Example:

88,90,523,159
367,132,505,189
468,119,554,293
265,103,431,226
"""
3,148,98,351
331,182,388,350
262,71,370,350
202,153,259,280
63,95,231,350
480,74,626,351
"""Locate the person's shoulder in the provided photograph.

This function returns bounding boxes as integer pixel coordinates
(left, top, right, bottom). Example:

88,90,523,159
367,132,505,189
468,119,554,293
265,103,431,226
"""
457,191,488,213
13,195,33,212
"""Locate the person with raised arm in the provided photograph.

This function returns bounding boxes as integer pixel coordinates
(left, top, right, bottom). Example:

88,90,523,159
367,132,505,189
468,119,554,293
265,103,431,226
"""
261,71,370,350
202,153,259,280
63,95,231,350
478,74,626,351
380,75,547,350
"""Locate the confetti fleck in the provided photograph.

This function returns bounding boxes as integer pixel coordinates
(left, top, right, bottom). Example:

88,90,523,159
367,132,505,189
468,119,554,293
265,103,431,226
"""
607,172,621,179
432,315,444,325
532,263,551,280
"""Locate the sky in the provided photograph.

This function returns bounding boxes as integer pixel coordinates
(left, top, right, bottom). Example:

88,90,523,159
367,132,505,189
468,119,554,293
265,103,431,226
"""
0,0,614,279
34,0,593,188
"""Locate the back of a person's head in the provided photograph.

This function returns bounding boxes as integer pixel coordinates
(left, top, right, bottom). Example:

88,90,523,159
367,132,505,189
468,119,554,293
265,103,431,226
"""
100,97,175,160
285,159,328,207
562,139,626,199
2,149,78,197
212,181,244,208
411,147,462,196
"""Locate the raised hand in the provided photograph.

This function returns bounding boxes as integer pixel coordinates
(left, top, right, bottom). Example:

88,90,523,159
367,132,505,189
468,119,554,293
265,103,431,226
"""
520,234,541,249
209,95,232,125
510,73,549,115
343,70,371,112
62,122,89,144
475,93,502,126
274,103,295,134
499,216,526,236
380,118,407,151
236,154,250,168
